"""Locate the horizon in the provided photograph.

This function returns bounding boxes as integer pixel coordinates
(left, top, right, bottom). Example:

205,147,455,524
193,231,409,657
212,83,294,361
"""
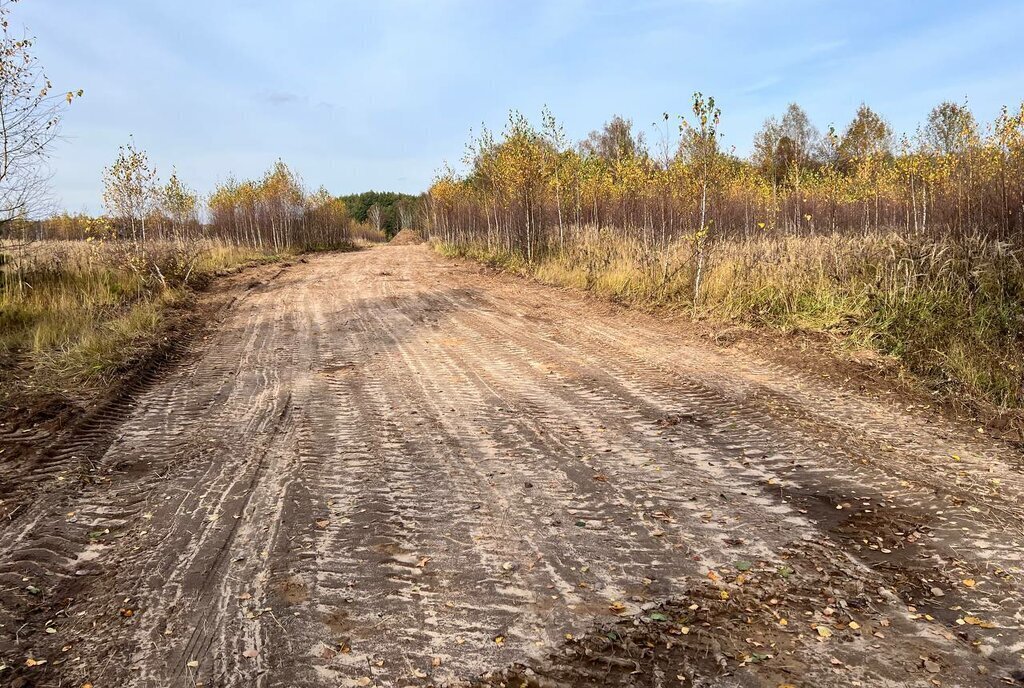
21,0,1024,214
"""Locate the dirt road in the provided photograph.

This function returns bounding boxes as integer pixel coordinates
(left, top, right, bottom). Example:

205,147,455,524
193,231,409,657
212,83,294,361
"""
1,245,1022,687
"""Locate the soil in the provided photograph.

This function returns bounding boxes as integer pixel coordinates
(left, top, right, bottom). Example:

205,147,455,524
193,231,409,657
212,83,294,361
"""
1,245,1022,688
389,228,425,245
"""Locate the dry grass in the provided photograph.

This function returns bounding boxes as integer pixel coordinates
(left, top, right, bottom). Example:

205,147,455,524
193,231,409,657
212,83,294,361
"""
349,222,388,244
436,229,1024,409
0,239,283,403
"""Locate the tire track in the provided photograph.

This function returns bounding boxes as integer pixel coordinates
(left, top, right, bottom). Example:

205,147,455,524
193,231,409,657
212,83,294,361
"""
2,246,1021,688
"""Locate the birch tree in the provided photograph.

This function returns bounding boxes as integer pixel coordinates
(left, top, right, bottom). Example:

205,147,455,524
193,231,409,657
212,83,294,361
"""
680,92,721,308
367,203,383,234
0,0,81,236
160,168,198,237
102,138,158,244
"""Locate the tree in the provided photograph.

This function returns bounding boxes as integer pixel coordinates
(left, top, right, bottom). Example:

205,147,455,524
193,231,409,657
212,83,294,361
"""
581,115,645,168
0,0,81,235
923,101,977,156
102,138,158,243
751,104,821,228
779,103,820,169
778,104,820,230
680,92,721,307
838,104,893,170
160,168,198,237
396,198,414,230
752,116,782,182
367,203,383,234
921,101,981,232
541,106,567,247
337,190,418,237
207,161,354,249
259,159,304,249
425,98,1024,272
838,105,893,228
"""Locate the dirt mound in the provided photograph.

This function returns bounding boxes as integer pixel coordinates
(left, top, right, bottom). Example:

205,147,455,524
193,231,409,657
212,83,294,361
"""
389,228,425,245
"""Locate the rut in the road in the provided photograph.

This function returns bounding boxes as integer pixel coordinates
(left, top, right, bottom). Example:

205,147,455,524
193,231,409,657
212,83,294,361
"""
1,246,1021,688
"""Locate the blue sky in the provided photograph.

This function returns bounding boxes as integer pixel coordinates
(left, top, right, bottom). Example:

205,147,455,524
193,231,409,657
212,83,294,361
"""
21,0,1024,213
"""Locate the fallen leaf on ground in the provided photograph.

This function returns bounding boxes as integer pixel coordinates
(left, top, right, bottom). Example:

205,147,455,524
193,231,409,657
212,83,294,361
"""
962,616,996,628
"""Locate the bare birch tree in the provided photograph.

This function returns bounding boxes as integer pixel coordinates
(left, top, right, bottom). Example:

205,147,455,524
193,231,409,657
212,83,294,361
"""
367,203,383,234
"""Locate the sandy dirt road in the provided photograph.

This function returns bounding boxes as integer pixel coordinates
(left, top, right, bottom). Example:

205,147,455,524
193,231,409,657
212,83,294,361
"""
1,245,1022,688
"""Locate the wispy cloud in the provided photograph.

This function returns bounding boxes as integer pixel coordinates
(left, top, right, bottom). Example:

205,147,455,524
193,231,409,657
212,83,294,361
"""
260,91,301,106
740,76,782,96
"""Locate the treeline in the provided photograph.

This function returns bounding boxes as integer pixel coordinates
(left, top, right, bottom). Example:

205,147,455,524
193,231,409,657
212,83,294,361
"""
22,143,390,250
338,191,420,238
425,99,1024,258
208,161,352,250
425,98,1024,409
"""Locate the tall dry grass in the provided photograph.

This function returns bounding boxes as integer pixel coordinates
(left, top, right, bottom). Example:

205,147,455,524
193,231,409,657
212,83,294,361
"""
436,230,1024,409
349,222,388,244
1,239,280,401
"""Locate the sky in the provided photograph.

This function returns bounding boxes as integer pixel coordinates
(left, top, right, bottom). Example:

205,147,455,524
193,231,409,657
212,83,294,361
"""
19,0,1024,214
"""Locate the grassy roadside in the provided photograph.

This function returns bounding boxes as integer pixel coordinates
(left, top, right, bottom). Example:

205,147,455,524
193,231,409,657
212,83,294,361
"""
0,239,351,417
433,232,1024,415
